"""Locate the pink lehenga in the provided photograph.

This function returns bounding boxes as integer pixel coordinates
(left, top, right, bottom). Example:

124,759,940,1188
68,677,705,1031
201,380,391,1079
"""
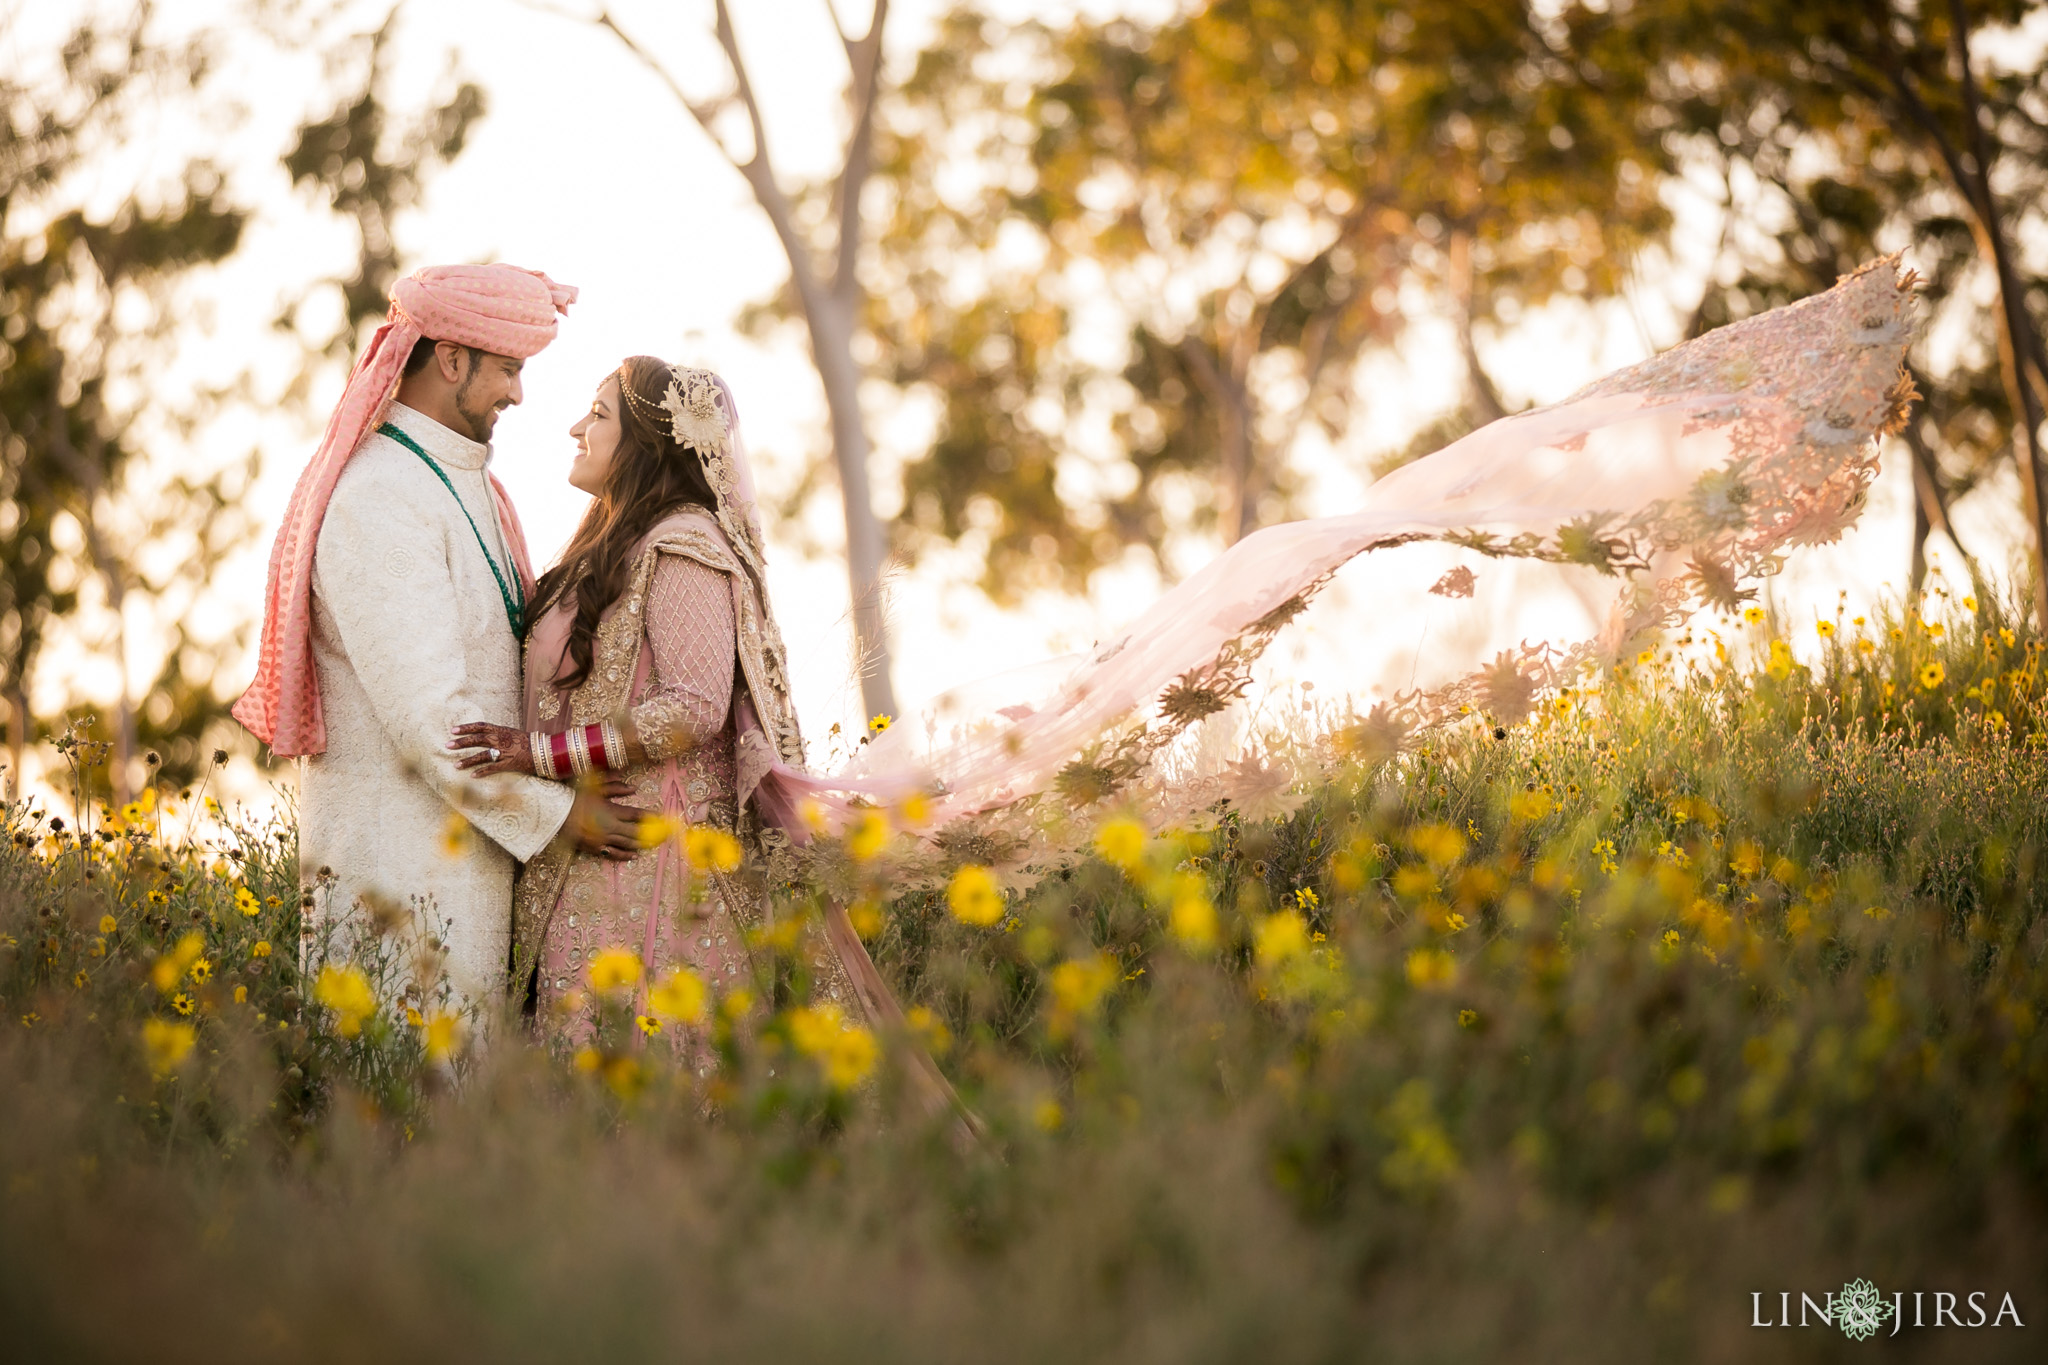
509,508,814,1044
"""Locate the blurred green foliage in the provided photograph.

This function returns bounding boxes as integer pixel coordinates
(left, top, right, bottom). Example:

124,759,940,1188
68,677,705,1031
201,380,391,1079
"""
857,1,2048,607
0,4,486,798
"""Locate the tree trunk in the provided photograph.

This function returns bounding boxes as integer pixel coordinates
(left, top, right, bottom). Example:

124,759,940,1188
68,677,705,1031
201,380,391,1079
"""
1903,417,1981,598
1942,0,2048,631
1179,337,1257,544
1449,229,1508,426
807,294,898,721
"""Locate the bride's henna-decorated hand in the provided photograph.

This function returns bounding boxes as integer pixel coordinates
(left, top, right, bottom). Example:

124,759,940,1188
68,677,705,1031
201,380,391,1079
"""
448,722,533,777
565,780,644,861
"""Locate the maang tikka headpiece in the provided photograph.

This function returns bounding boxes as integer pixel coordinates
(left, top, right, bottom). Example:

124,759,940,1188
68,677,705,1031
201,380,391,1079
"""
616,363,731,459
614,360,777,611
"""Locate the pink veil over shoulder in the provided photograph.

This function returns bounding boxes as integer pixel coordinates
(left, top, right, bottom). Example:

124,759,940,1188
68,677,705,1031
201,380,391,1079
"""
744,257,1919,849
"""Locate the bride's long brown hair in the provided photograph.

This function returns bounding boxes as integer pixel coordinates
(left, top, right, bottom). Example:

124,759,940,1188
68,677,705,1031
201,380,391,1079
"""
532,355,717,691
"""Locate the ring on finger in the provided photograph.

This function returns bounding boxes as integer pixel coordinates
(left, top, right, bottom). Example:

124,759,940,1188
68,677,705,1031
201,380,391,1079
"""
489,747,500,761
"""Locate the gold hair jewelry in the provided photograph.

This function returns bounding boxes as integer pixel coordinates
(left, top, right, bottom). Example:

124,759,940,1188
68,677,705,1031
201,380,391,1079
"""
614,366,670,429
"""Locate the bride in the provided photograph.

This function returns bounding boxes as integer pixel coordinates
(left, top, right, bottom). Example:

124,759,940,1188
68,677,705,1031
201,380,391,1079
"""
450,357,895,1044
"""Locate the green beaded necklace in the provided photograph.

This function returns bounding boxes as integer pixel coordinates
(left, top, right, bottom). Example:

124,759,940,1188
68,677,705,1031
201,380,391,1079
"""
377,422,526,636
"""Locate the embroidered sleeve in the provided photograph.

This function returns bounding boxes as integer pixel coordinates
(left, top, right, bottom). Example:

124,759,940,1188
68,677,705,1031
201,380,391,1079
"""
628,550,737,762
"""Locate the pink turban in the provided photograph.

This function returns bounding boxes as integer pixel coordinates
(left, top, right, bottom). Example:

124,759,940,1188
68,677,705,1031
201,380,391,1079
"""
232,264,577,757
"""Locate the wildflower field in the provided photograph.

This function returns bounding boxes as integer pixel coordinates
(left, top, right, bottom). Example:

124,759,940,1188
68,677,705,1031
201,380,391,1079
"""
4,593,2047,1362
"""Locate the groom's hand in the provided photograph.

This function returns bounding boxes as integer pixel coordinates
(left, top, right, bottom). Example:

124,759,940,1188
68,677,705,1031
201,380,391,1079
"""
565,779,644,861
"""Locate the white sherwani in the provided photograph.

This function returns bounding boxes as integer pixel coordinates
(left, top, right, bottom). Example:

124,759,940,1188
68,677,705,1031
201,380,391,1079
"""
300,402,575,1009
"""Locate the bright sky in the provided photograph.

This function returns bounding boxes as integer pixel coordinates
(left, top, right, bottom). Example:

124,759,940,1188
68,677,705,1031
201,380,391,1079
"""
13,0,2033,805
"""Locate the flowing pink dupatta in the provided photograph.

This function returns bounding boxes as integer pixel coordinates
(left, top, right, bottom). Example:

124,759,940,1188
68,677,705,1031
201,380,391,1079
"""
763,257,1920,834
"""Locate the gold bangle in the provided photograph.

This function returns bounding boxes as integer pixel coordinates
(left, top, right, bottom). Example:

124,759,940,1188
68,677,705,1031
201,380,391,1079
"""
531,731,555,780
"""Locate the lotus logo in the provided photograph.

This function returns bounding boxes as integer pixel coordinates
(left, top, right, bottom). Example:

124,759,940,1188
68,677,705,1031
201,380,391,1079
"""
1833,1280,1892,1341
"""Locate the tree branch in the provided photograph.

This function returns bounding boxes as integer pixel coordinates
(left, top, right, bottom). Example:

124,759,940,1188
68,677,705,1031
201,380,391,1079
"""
832,0,889,306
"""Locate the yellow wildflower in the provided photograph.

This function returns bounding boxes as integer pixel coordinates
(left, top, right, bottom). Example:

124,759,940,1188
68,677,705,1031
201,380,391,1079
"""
251,940,271,958
603,1054,644,1099
845,810,890,862
313,964,376,1037
1815,620,1835,639
868,713,892,734
637,813,684,849
898,792,932,826
573,1047,603,1073
1255,911,1311,968
1918,661,1945,691
98,915,117,935
424,1011,465,1061
1168,878,1217,952
1049,955,1118,1024
234,886,260,918
1034,1097,1065,1132
1963,595,1979,613
1405,948,1456,990
786,1002,878,1089
1409,824,1466,869
636,1014,662,1036
233,985,247,1005
170,992,195,1016
684,824,742,872
947,864,1005,926
1999,628,2016,648
846,898,884,939
1457,1008,1478,1028
72,970,89,989
142,1018,196,1074
1093,817,1147,872
1741,606,1765,625
586,947,643,994
189,958,212,985
647,967,709,1024
905,1005,952,1057
150,932,204,992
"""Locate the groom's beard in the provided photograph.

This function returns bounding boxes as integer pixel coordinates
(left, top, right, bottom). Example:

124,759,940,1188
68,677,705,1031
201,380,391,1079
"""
453,376,501,443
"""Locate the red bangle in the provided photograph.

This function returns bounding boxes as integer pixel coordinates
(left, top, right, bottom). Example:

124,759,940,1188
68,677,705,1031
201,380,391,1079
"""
550,730,572,778
568,722,626,775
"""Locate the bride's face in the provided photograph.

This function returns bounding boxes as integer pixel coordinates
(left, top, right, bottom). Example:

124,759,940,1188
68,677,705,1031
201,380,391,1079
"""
567,376,622,495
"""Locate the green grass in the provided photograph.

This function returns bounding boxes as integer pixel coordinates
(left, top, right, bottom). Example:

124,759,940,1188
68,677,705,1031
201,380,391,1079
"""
3,591,2046,1361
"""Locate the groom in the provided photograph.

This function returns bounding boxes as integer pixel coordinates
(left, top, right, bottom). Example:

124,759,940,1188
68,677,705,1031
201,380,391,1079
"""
235,264,642,1014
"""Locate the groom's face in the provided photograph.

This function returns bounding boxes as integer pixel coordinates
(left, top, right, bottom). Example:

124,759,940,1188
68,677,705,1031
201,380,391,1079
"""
450,347,525,442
